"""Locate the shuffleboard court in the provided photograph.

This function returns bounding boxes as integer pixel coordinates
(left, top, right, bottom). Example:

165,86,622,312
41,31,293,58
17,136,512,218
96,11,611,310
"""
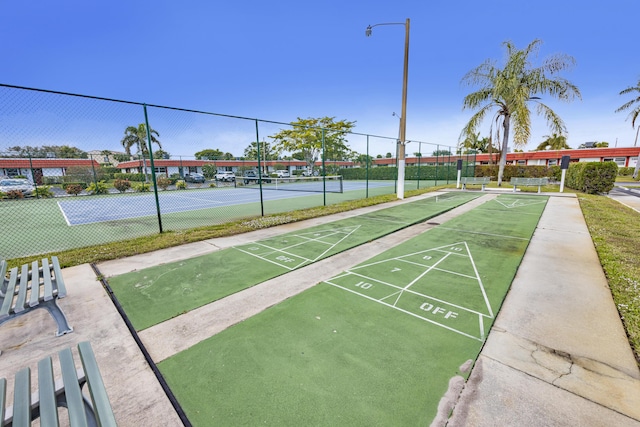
158,194,549,425
57,181,395,226
108,192,480,331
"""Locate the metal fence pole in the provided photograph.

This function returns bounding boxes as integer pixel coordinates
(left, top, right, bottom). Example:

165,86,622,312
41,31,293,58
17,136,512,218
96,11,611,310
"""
417,142,421,189
144,104,163,233
366,135,369,198
255,120,264,216
322,128,326,206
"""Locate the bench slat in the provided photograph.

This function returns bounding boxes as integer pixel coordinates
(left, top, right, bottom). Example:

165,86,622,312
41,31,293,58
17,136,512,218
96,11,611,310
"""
59,348,90,427
38,356,60,427
0,260,8,296
0,378,6,427
13,367,31,427
42,258,54,301
29,260,42,307
14,264,29,313
78,342,118,427
0,267,18,319
51,256,67,299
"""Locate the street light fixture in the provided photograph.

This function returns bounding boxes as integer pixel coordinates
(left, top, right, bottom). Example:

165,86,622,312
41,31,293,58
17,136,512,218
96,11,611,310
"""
366,18,410,199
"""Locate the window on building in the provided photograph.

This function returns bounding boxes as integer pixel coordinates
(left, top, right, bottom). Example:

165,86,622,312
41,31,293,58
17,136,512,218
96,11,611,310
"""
154,167,167,174
6,168,20,177
548,159,558,166
517,160,526,165
189,166,198,173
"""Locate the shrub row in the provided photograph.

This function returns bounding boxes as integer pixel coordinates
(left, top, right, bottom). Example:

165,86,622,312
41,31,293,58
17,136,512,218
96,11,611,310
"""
565,162,617,194
113,173,146,182
339,165,464,181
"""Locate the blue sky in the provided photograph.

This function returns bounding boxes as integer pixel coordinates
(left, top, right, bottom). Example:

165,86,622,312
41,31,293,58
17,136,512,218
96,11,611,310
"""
1,0,638,157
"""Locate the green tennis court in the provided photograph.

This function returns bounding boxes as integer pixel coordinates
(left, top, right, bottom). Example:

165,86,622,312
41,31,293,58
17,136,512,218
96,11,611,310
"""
158,194,548,425
108,192,480,331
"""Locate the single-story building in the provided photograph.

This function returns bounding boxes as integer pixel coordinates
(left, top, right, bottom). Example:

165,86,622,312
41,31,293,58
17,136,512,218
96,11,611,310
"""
0,158,102,185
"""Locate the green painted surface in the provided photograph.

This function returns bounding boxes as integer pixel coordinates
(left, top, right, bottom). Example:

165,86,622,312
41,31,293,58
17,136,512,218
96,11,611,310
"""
158,195,548,425
108,192,480,331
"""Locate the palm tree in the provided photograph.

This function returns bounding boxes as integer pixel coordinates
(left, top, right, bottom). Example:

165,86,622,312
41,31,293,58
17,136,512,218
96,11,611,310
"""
121,124,162,157
535,133,571,151
460,39,581,185
615,78,640,179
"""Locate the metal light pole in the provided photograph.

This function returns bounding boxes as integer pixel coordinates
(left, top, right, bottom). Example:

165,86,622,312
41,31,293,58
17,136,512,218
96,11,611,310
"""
366,18,410,199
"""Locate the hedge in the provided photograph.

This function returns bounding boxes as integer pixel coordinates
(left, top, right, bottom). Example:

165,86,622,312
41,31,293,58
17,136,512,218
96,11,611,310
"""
565,161,617,194
114,173,146,182
339,165,463,181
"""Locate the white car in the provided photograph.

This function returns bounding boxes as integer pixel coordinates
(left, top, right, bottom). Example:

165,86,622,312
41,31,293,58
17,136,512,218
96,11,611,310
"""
215,171,236,182
0,178,35,197
275,170,290,178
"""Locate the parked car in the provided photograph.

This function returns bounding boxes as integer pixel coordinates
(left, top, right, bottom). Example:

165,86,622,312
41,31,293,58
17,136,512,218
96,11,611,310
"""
275,170,290,178
242,170,272,184
215,171,236,182
0,178,35,197
183,173,206,183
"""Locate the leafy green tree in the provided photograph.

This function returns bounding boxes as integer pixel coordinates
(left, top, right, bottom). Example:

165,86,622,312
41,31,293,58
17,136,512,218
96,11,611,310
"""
535,134,571,151
594,141,609,148
121,124,162,157
201,164,217,179
6,145,87,158
195,149,224,160
354,153,374,167
460,39,581,185
243,140,280,161
385,152,393,158
432,149,452,156
153,149,171,159
270,117,355,170
616,78,640,177
458,133,499,162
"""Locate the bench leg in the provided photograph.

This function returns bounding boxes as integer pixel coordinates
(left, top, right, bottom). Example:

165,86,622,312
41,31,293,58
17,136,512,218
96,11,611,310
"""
538,185,542,194
39,299,74,336
513,185,517,192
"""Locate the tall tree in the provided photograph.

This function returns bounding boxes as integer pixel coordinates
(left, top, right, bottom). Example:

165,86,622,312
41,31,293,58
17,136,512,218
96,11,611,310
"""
535,134,571,151
195,149,224,160
6,145,88,159
243,140,280,161
270,117,355,171
121,124,162,157
460,39,581,185
615,78,640,178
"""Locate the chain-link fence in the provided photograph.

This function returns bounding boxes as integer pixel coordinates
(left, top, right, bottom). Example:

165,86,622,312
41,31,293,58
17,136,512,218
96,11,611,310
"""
0,84,474,260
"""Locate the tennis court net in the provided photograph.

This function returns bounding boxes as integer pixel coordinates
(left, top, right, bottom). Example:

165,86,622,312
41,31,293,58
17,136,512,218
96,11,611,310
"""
238,175,343,193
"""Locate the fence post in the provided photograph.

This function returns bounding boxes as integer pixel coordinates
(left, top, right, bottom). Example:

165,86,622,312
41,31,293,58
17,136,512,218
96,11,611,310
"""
143,104,163,233
90,153,98,187
27,152,40,197
255,120,264,216
366,135,369,198
322,128,326,206
416,142,421,189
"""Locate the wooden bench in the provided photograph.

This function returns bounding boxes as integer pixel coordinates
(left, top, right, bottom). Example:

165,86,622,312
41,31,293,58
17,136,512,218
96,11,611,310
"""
1,341,117,427
510,177,549,193
0,256,73,337
461,176,491,191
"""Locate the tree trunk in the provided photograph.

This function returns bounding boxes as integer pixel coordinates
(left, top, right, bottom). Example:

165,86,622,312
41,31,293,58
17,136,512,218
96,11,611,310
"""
633,152,640,179
497,116,511,186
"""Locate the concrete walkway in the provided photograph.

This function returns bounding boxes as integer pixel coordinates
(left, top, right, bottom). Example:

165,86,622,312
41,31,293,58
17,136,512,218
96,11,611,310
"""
447,195,640,426
610,184,640,213
1,190,639,426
